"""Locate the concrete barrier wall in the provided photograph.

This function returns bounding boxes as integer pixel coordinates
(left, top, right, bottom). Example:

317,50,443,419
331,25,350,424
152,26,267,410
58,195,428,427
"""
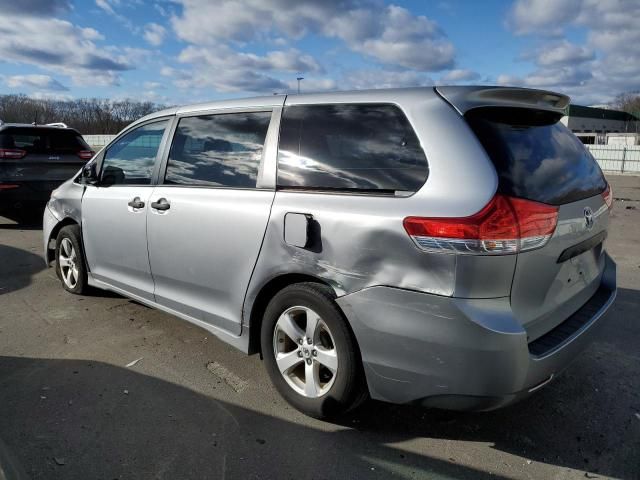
83,134,117,150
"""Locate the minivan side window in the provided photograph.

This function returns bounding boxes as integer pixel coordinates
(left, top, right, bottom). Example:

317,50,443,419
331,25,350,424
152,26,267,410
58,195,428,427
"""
165,111,271,188
277,104,428,193
101,119,168,185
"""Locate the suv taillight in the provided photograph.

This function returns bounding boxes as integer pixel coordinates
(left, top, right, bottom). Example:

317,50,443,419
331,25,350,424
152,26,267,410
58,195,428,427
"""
602,184,613,209
403,194,559,255
0,148,27,159
77,150,95,160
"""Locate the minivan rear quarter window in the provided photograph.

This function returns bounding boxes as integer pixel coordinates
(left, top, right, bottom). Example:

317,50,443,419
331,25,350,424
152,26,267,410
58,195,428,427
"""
277,104,428,193
466,107,606,205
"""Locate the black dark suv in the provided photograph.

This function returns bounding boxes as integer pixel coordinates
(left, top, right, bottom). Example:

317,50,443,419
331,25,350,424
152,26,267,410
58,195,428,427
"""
0,122,93,219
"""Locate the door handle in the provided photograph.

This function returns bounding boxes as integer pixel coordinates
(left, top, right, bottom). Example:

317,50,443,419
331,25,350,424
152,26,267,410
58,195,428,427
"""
127,197,145,209
151,198,170,211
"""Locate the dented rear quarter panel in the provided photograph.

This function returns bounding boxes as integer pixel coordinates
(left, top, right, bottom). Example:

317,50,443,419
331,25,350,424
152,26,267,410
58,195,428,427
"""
243,88,505,326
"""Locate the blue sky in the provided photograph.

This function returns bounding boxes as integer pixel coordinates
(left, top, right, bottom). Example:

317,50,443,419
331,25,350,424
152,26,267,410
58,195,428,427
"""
0,0,638,106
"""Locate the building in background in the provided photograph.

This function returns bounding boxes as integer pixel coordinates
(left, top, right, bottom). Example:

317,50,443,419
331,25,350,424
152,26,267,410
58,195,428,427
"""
562,105,639,145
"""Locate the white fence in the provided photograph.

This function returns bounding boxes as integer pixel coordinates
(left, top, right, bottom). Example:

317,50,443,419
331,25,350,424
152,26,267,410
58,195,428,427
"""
83,134,116,150
587,145,640,175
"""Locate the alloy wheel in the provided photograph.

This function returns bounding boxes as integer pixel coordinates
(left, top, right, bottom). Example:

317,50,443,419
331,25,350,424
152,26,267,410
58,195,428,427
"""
58,238,79,289
272,306,338,398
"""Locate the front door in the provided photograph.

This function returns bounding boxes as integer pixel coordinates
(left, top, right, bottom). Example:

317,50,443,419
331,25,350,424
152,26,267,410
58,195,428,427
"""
146,110,276,334
82,119,170,301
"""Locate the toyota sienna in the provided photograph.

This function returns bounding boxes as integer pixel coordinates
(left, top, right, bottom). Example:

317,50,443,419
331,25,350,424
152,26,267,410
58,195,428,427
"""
43,86,617,418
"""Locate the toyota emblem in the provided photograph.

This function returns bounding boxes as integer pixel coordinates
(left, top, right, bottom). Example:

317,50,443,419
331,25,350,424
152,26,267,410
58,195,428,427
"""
584,206,594,230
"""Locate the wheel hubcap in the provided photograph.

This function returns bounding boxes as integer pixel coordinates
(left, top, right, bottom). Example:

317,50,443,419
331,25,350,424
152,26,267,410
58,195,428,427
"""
59,238,78,289
273,306,338,398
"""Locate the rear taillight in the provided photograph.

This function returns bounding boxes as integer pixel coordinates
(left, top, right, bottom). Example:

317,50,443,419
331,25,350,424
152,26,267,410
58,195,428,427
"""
403,194,559,255
0,184,20,190
602,184,613,209
0,148,27,159
77,150,95,160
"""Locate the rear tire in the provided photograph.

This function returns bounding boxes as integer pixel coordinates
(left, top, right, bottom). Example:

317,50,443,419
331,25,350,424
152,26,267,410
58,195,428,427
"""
55,224,88,295
261,282,367,419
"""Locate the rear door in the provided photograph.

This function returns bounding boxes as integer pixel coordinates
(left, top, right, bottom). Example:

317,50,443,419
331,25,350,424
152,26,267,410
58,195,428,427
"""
466,107,610,340
82,118,171,301
146,108,279,335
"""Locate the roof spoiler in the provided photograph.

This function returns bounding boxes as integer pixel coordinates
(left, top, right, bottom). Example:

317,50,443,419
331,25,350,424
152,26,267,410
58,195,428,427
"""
435,86,570,116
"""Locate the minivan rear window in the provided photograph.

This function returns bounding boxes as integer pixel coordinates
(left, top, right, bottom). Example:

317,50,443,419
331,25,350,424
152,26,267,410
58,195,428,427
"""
277,104,428,193
466,107,606,205
0,127,89,154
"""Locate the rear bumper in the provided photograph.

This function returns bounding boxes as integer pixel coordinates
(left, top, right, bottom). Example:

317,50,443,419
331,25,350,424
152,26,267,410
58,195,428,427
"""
336,252,617,410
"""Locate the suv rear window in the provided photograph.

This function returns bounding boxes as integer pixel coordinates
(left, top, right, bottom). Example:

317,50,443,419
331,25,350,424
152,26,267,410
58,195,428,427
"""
466,108,606,205
277,104,428,193
0,127,90,154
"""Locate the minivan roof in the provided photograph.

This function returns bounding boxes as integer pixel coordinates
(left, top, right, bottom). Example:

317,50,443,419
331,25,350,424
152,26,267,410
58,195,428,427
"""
132,85,570,128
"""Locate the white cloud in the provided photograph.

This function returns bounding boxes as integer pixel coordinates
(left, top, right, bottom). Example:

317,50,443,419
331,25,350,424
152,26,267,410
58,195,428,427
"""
0,13,137,87
533,40,595,66
143,23,167,46
143,81,164,90
342,70,434,90
506,0,581,35
334,5,455,70
95,0,119,15
175,44,323,93
171,0,455,72
28,91,74,101
160,66,177,77
81,27,105,41
288,78,338,93
4,74,69,91
440,69,480,83
502,0,640,104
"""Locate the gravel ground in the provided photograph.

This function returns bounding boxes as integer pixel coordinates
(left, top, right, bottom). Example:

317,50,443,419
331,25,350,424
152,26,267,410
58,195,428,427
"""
0,174,638,480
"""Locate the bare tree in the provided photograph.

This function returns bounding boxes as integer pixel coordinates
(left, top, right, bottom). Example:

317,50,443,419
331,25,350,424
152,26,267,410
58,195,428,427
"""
613,92,640,115
0,94,165,134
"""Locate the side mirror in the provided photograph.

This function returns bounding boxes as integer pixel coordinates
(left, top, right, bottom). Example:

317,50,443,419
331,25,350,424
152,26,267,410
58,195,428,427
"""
101,165,125,186
80,162,99,185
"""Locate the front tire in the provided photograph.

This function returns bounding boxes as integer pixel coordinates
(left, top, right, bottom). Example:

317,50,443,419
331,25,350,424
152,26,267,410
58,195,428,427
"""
55,224,88,294
261,282,366,418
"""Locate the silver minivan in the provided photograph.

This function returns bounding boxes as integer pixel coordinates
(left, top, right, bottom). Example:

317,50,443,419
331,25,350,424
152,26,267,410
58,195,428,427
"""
43,86,616,418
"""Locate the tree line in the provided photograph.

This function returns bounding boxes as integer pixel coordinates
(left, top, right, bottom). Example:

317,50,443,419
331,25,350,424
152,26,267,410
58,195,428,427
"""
0,94,165,134
613,92,640,119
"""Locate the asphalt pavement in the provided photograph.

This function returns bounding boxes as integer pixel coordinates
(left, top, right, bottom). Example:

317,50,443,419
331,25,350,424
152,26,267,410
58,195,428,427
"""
0,175,639,480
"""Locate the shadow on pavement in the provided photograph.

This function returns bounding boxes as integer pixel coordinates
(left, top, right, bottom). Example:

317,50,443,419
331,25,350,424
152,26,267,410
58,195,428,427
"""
1,282,638,480
0,355,510,480
0,245,45,296
0,437,28,480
